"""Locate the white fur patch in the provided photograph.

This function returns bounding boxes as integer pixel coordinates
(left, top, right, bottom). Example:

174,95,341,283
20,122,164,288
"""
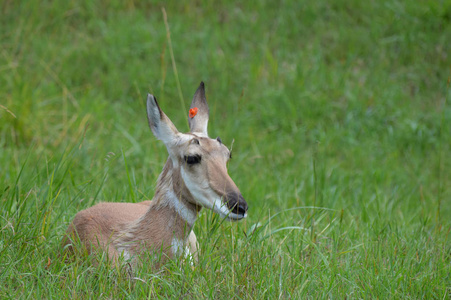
181,167,214,208
171,238,194,265
120,249,131,260
115,244,131,260
171,238,185,257
166,189,197,226
181,167,246,221
212,198,247,221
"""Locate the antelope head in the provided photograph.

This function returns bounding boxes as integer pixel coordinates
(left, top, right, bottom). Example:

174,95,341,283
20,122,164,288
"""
146,82,248,221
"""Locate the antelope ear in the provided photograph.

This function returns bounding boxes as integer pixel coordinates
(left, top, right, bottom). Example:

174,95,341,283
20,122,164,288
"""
189,81,209,136
146,94,179,145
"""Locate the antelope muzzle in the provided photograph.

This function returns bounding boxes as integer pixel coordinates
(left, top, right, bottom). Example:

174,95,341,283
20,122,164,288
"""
225,192,248,219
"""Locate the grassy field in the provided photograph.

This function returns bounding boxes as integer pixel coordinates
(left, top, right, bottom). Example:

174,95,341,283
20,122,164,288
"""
1,0,451,298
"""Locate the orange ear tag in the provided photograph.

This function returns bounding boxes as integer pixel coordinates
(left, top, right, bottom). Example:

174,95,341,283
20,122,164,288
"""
189,107,198,118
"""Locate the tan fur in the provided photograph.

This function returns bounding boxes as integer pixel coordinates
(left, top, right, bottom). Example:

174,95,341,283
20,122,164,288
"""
63,159,199,265
62,83,247,268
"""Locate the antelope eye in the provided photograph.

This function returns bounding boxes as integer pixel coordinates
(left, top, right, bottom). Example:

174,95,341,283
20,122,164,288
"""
184,155,201,165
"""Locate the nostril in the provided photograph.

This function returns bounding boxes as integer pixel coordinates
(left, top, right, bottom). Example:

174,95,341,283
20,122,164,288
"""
239,194,248,212
236,203,247,215
226,193,248,215
227,199,238,213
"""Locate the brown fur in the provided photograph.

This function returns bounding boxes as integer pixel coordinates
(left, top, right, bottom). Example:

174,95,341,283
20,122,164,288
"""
62,159,199,265
62,83,247,268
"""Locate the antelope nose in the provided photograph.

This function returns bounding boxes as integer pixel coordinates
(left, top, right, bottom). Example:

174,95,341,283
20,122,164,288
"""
235,202,248,216
226,193,248,216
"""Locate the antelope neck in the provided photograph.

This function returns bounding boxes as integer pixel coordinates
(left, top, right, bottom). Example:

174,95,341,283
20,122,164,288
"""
154,158,200,226
130,158,199,239
114,162,199,259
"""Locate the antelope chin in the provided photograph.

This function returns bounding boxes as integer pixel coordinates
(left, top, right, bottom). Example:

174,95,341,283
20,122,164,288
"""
212,199,247,221
225,212,247,222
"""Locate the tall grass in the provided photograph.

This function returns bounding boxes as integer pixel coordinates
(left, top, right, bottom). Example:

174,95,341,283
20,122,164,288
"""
1,0,450,298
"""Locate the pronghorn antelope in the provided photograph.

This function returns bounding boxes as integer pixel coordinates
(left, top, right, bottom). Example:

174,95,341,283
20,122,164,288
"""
63,82,248,265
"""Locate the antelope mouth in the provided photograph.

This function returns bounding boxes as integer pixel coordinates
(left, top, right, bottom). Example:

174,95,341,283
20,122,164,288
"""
213,197,248,222
226,212,247,221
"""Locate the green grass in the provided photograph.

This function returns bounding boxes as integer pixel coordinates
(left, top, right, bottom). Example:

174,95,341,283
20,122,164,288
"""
1,0,451,298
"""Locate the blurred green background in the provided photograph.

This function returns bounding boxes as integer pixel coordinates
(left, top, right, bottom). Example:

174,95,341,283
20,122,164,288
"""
1,0,450,298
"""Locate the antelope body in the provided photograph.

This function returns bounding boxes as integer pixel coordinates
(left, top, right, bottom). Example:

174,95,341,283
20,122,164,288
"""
63,82,248,265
